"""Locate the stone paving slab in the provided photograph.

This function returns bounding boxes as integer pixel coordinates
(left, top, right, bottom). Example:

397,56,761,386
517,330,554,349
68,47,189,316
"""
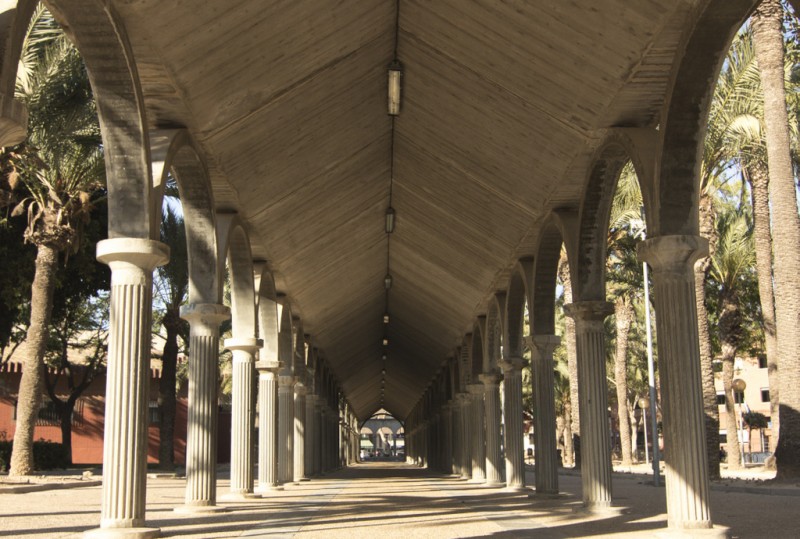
1,462,799,538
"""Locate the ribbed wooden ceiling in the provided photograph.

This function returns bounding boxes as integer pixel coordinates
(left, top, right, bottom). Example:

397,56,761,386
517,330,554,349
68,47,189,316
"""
116,0,689,419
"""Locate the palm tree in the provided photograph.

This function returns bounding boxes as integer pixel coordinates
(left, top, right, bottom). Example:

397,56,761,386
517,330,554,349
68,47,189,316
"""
709,203,756,471
607,162,644,467
2,7,103,476
557,249,580,466
751,0,800,479
153,202,189,470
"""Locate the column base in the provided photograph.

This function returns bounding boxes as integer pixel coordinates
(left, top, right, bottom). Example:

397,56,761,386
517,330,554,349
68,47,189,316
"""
528,490,563,500
654,526,729,539
573,502,623,515
174,504,228,514
219,492,260,501
254,485,283,494
467,478,486,484
482,481,506,488
502,485,532,494
84,527,160,539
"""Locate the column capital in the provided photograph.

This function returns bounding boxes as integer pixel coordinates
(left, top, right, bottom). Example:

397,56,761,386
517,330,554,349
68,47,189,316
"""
638,234,708,274
255,360,281,372
479,373,501,387
532,334,561,357
295,382,307,395
278,375,295,387
499,356,525,373
563,300,614,322
97,238,169,274
181,303,231,333
467,383,484,395
224,337,263,354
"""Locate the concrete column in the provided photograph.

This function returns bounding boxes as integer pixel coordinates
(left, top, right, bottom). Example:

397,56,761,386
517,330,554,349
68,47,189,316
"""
222,338,261,500
467,384,486,482
532,336,561,496
565,301,614,510
443,403,454,474
500,357,526,490
451,401,461,475
481,374,504,487
88,238,168,539
293,383,307,482
313,400,323,474
255,361,281,493
640,235,717,533
180,303,231,512
458,394,472,479
277,375,295,484
305,394,316,475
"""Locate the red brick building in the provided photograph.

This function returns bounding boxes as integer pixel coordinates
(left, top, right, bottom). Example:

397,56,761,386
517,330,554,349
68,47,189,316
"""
0,360,191,465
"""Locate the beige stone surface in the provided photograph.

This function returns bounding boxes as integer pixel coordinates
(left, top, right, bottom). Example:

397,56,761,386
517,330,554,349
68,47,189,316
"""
2,462,798,538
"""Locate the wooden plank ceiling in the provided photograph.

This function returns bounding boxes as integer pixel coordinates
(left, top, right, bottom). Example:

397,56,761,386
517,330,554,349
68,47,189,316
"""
116,0,686,420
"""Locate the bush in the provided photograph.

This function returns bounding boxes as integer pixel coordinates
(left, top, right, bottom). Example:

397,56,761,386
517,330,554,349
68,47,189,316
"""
0,439,70,472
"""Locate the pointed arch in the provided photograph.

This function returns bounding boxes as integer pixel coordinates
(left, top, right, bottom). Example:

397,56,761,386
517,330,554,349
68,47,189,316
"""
485,293,505,373
470,317,486,379
532,220,564,336
216,213,256,339
277,294,294,375
505,260,531,358
255,262,279,364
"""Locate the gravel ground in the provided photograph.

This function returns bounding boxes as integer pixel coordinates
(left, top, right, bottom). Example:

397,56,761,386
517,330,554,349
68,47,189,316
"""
1,462,798,538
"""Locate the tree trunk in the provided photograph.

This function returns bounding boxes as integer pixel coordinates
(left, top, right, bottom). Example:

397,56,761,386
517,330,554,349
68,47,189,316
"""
629,405,639,464
614,298,634,467
695,191,721,479
752,0,800,479
719,289,744,471
58,403,73,465
158,312,180,470
746,161,780,453
559,252,580,467
562,399,574,466
9,244,59,476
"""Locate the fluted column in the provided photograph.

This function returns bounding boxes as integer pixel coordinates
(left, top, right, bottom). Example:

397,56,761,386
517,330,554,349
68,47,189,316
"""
221,338,261,500
88,238,168,539
458,393,472,479
293,382,307,482
565,301,614,510
481,374,504,487
468,384,486,482
305,394,316,475
640,235,716,532
313,400,323,474
500,357,526,490
180,303,231,512
255,360,281,493
277,375,295,484
451,400,462,475
443,403,454,474
532,336,561,496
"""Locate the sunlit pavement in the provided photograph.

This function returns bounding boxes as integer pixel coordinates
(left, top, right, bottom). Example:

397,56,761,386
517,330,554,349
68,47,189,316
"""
2,461,798,538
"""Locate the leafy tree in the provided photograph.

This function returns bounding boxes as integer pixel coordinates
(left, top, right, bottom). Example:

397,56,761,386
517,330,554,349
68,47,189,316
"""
153,201,189,469
1,6,104,476
752,0,800,478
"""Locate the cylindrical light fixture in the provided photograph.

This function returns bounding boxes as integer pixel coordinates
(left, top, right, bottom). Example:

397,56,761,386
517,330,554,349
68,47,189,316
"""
385,207,396,233
382,337,389,346
383,313,390,324
382,354,388,361
388,60,403,116
384,274,393,290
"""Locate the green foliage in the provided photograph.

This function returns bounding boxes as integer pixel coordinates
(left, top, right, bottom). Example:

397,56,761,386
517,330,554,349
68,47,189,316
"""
743,411,770,429
0,438,71,471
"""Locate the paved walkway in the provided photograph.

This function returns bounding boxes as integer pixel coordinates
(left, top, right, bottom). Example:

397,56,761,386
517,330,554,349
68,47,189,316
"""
2,462,798,538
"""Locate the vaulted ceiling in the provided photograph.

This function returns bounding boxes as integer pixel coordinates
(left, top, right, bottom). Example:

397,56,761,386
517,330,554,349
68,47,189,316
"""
113,0,703,419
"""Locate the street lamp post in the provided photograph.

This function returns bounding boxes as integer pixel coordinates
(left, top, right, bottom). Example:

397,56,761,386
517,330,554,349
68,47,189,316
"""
640,207,660,486
733,378,747,467
639,396,650,465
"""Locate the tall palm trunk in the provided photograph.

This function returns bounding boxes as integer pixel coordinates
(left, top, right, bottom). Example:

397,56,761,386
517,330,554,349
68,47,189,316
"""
9,244,58,476
629,405,639,463
614,298,634,466
559,253,580,466
158,310,181,469
719,290,744,471
695,192,721,479
562,399,574,466
752,0,800,478
745,162,779,453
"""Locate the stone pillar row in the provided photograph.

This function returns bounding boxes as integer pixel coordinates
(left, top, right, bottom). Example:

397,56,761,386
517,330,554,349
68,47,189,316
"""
532,336,560,496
